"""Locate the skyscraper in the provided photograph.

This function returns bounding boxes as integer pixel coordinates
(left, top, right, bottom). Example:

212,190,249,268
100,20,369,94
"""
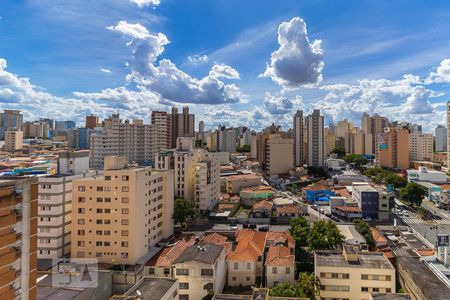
293,110,304,166
170,106,195,148
361,113,389,154
0,109,23,129
85,114,99,129
306,109,324,167
151,111,171,150
436,125,447,152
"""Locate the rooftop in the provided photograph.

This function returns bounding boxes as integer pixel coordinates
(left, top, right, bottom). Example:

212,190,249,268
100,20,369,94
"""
227,229,267,261
174,242,223,264
265,245,294,267
227,173,262,181
113,277,177,300
315,251,394,269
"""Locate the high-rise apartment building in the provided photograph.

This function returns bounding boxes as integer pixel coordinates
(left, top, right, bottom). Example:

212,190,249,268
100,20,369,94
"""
21,121,50,139
376,128,409,169
67,127,92,149
324,127,336,157
89,114,158,168
37,151,98,259
170,106,195,148
409,133,433,162
4,130,23,152
217,126,237,153
293,110,304,166
0,178,38,300
336,119,354,139
448,101,450,167
71,156,174,265
156,138,220,212
265,136,294,175
0,110,23,130
306,109,325,167
151,111,171,151
435,125,447,153
361,113,388,155
85,114,99,129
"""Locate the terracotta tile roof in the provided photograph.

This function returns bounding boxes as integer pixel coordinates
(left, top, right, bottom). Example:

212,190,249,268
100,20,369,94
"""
203,233,233,254
417,249,435,256
335,206,361,213
332,187,350,197
146,237,196,267
266,231,295,249
227,229,266,262
241,185,275,192
253,200,273,211
265,245,294,267
276,204,302,215
439,184,450,191
370,228,388,245
217,203,236,212
303,185,330,191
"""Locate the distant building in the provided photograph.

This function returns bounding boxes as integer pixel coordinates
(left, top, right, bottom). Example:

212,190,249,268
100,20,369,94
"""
361,113,389,155
0,109,23,130
324,127,337,157
376,127,409,169
265,136,294,175
352,184,393,221
4,129,23,152
85,114,99,129
171,106,195,148
306,109,324,167
447,101,450,167
407,166,447,183
151,110,171,151
71,156,174,264
293,110,304,166
435,125,447,152
409,133,433,162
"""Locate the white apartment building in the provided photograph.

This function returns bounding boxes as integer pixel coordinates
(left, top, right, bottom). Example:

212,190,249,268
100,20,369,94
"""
156,138,220,212
37,151,98,259
218,127,237,153
409,133,433,162
89,114,158,168
435,125,447,152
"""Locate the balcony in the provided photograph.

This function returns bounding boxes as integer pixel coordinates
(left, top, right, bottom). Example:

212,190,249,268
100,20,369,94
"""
0,232,17,248
0,268,17,287
0,214,17,228
0,195,18,209
0,249,18,266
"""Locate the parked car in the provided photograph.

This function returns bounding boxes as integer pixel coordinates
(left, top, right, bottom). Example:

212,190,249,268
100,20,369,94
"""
318,208,325,214
362,217,372,222
311,204,318,211
258,225,269,232
330,215,340,222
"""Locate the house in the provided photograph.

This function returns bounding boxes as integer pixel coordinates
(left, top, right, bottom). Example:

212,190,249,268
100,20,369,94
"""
249,200,273,224
240,185,276,206
265,245,295,287
226,174,262,194
145,236,196,278
227,229,267,286
302,185,335,202
274,204,307,224
173,242,227,300
203,233,233,254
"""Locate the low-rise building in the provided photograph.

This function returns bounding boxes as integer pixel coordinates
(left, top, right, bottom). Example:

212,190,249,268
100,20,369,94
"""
226,174,262,194
173,242,227,300
110,277,178,300
265,245,295,288
407,166,447,183
239,185,275,206
249,200,272,224
302,185,334,203
315,246,396,300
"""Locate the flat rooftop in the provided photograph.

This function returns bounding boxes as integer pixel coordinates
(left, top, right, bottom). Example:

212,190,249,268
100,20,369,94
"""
315,251,394,269
125,277,177,299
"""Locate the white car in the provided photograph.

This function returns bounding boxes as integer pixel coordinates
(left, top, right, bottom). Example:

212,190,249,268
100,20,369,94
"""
362,217,372,222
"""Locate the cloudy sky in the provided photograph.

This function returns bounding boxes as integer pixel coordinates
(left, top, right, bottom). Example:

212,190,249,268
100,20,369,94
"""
0,0,449,132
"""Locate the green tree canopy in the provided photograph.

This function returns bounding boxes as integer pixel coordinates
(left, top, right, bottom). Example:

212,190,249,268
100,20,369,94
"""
289,217,311,247
307,220,344,252
269,282,297,297
354,219,374,246
400,183,427,207
270,272,321,299
385,173,407,189
331,147,346,159
236,144,251,152
173,198,196,228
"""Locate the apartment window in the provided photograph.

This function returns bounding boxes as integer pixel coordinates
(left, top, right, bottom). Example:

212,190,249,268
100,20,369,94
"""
179,283,189,289
78,230,85,236
361,287,369,292
246,262,251,270
386,288,392,293
272,267,277,274
96,220,103,224
372,275,380,280
373,288,380,293
104,219,111,224
121,252,128,258
331,273,339,279
164,268,170,275
320,272,326,278
96,209,103,213
179,295,189,300
201,269,213,276
96,252,102,257
386,275,392,281
77,252,85,257
96,230,102,235
77,241,85,246
105,176,111,181
122,175,129,181
122,208,129,214
121,219,129,225
78,208,85,214
361,274,369,280
96,241,102,246
122,197,129,203
286,267,290,274
104,197,111,202
104,242,110,246
246,276,250,281
78,197,85,203
122,186,129,192
78,186,85,192
78,219,85,225
342,273,350,279
176,269,189,276
121,241,128,247
234,262,238,270
104,230,111,235
232,277,236,281
121,230,129,236
96,197,103,202
97,186,103,192
105,209,111,213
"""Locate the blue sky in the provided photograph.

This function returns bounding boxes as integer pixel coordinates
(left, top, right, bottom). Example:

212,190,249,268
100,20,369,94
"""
0,0,449,132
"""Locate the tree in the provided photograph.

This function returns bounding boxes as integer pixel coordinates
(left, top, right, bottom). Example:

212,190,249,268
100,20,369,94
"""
344,154,368,169
173,198,196,228
270,272,321,299
416,207,427,219
236,144,251,152
331,147,346,159
354,220,374,246
289,217,311,247
385,173,407,189
400,183,427,207
307,220,344,251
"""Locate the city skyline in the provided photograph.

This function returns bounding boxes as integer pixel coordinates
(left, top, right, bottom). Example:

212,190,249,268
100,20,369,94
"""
0,1,449,132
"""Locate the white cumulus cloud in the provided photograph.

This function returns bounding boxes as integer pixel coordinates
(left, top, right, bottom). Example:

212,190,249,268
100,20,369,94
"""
209,64,240,79
425,58,450,84
187,54,208,64
129,0,160,8
107,21,151,40
261,17,324,89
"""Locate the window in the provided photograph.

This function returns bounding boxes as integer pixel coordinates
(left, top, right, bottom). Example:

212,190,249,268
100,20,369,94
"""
180,283,189,289
78,230,85,236
232,277,236,281
96,197,103,203
77,241,85,246
201,269,213,276
286,267,290,274
122,186,129,192
246,262,251,270
121,252,128,258
78,208,85,214
386,288,392,293
78,219,85,225
97,186,103,191
104,197,111,202
361,274,369,280
122,175,129,181
272,267,277,274
121,230,129,236
234,262,238,269
78,197,85,203
121,241,128,247
179,295,189,300
342,273,349,279
373,288,380,293
96,230,102,235
246,276,250,281
122,197,129,203
372,275,380,280
96,208,103,213
386,275,392,281
361,287,369,292
331,273,338,278
96,220,103,224
164,268,170,275
105,176,111,181
148,268,155,275
122,208,129,214
176,269,189,276
96,241,102,246
121,219,129,225
78,186,85,192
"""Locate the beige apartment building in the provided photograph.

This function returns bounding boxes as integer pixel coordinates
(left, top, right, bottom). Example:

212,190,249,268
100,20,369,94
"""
324,127,336,157
362,113,389,155
226,174,262,194
151,111,171,151
409,132,433,162
71,156,174,265
265,137,294,175
315,247,395,300
4,130,23,152
156,138,220,212
0,178,38,300
376,128,409,169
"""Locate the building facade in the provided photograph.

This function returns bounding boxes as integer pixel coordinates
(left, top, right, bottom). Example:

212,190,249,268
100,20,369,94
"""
376,128,409,169
435,125,447,153
409,133,433,162
306,109,325,167
4,130,23,152
293,110,304,166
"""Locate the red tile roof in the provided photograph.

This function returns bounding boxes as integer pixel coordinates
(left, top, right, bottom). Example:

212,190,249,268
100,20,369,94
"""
276,204,302,215
227,229,266,261
203,233,233,254
370,228,388,245
303,185,330,191
253,200,273,211
265,245,294,267
227,174,262,181
146,237,196,267
266,231,295,249
335,206,361,213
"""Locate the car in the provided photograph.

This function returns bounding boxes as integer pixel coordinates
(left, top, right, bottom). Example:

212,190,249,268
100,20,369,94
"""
318,208,325,214
311,205,318,211
397,210,403,216
331,215,340,222
229,225,238,230
258,225,269,232
362,217,372,222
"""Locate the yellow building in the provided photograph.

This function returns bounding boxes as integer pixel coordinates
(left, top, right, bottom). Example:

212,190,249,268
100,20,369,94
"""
71,156,174,265
4,130,23,152
376,128,409,169
315,246,395,300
